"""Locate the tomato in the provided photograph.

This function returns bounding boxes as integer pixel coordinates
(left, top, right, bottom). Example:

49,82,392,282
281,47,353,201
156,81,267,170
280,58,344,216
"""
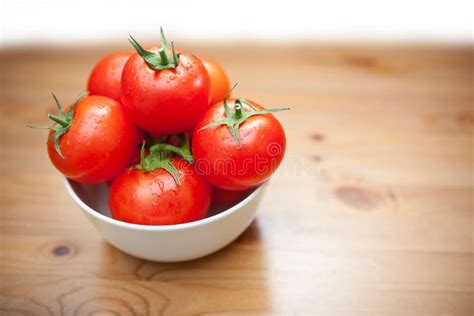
192,98,288,191
87,51,132,101
209,186,252,214
121,30,210,136
201,57,231,106
109,157,211,225
47,94,137,183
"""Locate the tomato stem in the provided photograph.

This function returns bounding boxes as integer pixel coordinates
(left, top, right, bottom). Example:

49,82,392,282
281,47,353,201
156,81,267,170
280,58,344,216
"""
28,92,88,159
48,114,69,127
158,27,170,66
198,96,290,147
233,100,243,119
135,133,194,186
158,49,169,65
149,133,193,163
128,27,179,71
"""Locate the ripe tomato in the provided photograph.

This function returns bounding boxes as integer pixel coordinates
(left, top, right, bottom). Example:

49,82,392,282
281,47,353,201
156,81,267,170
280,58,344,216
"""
201,57,230,106
121,30,210,136
47,94,137,183
192,98,288,191
87,51,132,101
109,157,211,225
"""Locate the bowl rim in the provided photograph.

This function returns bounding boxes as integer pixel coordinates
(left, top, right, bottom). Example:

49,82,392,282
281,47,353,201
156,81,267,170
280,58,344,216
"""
64,178,267,231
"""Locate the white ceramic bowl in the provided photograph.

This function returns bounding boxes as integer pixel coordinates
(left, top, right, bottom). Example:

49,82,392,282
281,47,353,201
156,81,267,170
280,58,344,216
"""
64,178,267,262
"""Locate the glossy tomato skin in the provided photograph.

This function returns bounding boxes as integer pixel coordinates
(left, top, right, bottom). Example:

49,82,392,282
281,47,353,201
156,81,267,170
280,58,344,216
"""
47,96,137,184
192,99,286,191
109,158,212,225
121,49,211,136
87,51,132,101
201,57,230,106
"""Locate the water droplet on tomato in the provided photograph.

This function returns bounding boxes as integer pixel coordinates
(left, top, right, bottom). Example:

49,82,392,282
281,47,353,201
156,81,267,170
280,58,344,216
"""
170,75,176,81
95,118,101,124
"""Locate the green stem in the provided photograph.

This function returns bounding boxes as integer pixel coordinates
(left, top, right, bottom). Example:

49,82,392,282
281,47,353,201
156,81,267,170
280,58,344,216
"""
171,41,178,65
234,100,243,119
128,28,179,71
148,133,193,163
158,49,169,65
198,96,290,147
135,133,194,186
150,143,193,163
29,92,88,158
48,114,69,127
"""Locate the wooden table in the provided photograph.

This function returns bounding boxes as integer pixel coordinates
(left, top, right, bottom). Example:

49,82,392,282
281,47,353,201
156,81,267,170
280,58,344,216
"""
1,43,472,315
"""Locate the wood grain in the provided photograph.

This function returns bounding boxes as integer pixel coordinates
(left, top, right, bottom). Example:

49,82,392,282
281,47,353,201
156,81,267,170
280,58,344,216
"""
0,43,472,315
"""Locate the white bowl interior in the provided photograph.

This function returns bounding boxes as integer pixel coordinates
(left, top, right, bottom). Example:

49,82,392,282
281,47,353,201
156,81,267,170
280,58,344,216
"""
67,180,256,224
68,181,112,217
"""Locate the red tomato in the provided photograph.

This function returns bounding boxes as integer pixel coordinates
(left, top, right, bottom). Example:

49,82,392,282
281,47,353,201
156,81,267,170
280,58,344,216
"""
121,33,210,136
87,51,132,101
192,98,288,191
201,57,231,106
210,186,252,213
109,157,211,225
47,95,137,183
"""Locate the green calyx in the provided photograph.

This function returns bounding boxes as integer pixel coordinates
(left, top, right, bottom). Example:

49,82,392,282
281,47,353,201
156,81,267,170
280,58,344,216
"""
128,27,180,71
28,92,88,158
198,97,290,146
135,133,194,186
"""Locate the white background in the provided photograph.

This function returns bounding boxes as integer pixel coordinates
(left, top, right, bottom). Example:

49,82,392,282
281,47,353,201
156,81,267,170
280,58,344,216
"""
1,0,472,47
